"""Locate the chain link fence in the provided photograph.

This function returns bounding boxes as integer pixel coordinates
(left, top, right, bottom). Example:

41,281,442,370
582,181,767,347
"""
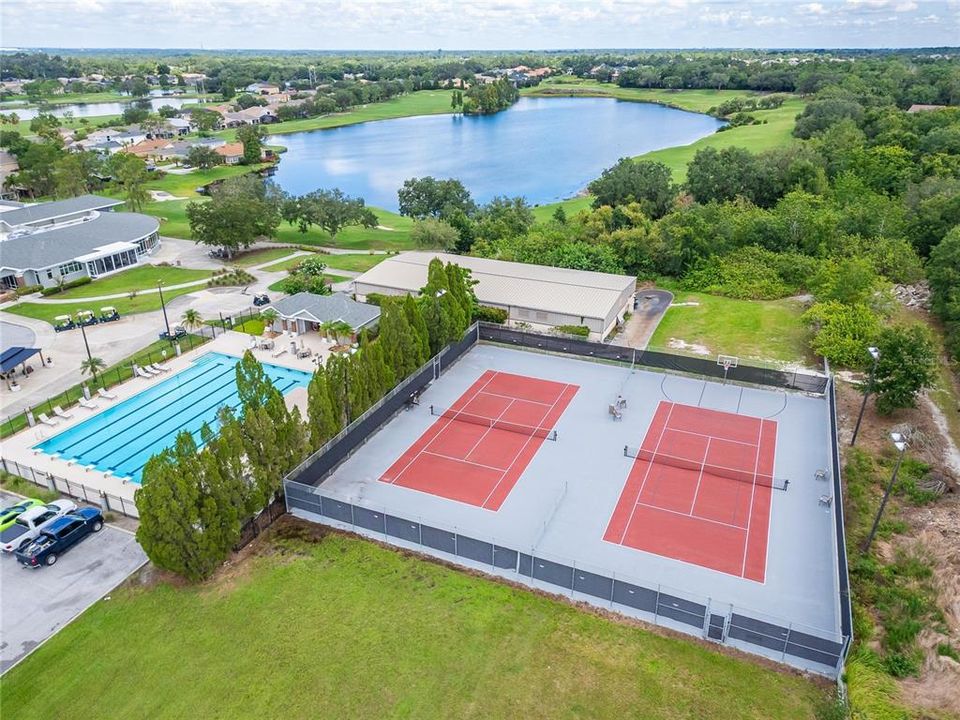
285,480,847,676
1,457,139,518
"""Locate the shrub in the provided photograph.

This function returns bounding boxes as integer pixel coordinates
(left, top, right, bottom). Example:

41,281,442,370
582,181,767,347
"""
473,305,508,323
208,269,255,287
681,248,818,300
16,284,42,297
363,293,389,307
552,324,590,337
40,276,93,296
803,301,882,368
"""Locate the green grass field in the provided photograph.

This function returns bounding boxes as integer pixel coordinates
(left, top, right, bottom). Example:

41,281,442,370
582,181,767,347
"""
0,524,827,719
142,197,415,252
523,79,752,114
229,247,302,267
647,291,811,366
319,253,389,273
636,99,804,183
3,284,199,327
51,266,211,299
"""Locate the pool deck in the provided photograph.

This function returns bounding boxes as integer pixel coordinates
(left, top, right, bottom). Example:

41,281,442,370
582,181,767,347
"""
0,330,330,506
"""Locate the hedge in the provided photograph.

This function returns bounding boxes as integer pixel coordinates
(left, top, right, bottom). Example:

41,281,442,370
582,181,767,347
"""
553,324,590,337
473,305,508,324
40,276,93,296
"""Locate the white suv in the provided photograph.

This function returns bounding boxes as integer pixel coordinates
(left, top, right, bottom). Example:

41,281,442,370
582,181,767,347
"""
0,500,78,553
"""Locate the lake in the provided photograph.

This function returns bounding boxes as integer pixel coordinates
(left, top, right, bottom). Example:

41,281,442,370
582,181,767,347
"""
268,97,724,210
5,97,193,121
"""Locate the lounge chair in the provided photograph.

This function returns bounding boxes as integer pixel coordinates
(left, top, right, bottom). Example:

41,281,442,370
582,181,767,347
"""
78,397,99,410
149,363,171,373
38,413,59,427
272,348,287,358
97,388,117,400
52,405,73,419
135,366,155,379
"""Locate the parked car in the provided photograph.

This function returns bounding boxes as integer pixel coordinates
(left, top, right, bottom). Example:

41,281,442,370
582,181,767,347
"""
15,508,104,567
0,500,77,553
0,498,45,532
253,293,271,307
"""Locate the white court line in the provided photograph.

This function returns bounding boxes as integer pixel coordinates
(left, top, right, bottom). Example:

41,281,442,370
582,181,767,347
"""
459,398,516,462
667,426,758,447
382,371,500,485
687,437,712,515
739,419,765,577
627,498,749,532
616,402,676,544
479,383,571,509
476,389,554,407
422,450,507,473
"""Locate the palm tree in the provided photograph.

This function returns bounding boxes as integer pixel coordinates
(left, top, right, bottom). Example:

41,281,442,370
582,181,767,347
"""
259,308,278,330
181,308,203,333
323,320,354,346
80,356,106,385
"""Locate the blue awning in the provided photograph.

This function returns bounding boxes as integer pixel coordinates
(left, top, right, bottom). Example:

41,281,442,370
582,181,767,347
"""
0,346,41,373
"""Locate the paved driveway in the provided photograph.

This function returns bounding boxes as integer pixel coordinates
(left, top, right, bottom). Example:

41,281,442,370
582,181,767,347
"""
0,492,147,674
0,320,36,352
619,289,674,349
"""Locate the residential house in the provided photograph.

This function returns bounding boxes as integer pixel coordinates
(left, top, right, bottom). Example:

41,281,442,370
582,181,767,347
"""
0,195,160,290
214,142,246,165
221,106,277,127
269,292,381,341
179,72,208,88
907,104,948,113
244,82,282,96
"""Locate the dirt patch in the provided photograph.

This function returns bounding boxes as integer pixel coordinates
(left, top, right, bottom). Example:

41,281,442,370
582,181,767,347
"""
836,379,960,717
667,338,711,355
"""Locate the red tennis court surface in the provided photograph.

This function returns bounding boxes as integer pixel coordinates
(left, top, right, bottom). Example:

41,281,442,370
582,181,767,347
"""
380,370,578,510
604,401,778,582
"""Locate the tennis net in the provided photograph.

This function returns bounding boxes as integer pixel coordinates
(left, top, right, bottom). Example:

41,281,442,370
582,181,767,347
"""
623,446,789,490
430,405,558,441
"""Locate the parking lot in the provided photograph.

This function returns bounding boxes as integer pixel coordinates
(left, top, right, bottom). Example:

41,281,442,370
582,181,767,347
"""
0,492,147,673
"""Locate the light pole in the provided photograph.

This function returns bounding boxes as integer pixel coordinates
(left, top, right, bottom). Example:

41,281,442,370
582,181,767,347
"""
850,346,880,446
862,432,907,554
78,319,93,364
157,281,171,338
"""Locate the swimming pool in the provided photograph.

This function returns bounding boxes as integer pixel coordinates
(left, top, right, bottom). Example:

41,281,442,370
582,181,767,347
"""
34,352,312,483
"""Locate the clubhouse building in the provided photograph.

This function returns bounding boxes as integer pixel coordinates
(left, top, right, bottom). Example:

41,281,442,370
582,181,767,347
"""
0,195,160,291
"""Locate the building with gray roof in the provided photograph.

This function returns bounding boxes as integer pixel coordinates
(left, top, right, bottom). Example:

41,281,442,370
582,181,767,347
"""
269,291,380,341
0,195,160,290
353,251,636,340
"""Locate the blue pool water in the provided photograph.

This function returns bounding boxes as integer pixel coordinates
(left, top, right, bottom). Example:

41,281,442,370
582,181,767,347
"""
34,353,311,483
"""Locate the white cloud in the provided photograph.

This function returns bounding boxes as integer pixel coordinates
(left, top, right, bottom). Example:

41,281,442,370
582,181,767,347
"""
798,2,829,14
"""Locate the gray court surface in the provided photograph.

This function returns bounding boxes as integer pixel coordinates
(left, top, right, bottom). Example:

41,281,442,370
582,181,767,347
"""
0,496,147,674
292,344,843,674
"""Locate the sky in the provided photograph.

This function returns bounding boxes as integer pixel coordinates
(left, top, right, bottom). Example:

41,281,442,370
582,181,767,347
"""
1,0,958,51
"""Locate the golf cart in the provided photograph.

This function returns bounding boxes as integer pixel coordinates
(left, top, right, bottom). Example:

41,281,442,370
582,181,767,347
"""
253,293,270,307
99,306,120,322
76,309,98,327
54,315,75,332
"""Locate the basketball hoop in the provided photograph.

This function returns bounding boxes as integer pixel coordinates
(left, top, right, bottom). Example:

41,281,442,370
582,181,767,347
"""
717,354,739,383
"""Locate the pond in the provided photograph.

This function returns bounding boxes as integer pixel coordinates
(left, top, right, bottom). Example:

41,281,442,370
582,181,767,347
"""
5,97,194,121
268,96,724,210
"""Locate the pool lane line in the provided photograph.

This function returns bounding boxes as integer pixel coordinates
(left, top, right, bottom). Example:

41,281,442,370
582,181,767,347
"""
41,361,229,455
116,377,304,479
88,370,242,466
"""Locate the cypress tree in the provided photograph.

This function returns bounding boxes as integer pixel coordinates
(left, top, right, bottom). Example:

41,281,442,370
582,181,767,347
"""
236,351,273,408
307,366,339,448
403,293,430,364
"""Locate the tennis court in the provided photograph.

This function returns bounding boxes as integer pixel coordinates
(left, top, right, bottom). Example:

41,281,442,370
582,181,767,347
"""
289,342,844,675
604,401,778,582
380,370,578,510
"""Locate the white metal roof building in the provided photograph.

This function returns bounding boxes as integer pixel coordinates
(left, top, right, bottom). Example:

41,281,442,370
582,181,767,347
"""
353,252,636,340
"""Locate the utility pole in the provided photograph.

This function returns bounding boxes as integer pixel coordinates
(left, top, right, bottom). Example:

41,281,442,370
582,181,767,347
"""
850,346,880,446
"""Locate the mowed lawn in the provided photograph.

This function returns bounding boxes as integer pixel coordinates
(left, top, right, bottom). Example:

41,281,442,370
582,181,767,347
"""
523,79,751,114
53,265,211,298
648,291,811,365
1,526,827,720
637,99,804,183
141,199,415,252
3,284,199,326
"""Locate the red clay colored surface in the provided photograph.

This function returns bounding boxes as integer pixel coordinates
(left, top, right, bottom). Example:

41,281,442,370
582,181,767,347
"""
380,370,578,510
604,401,777,582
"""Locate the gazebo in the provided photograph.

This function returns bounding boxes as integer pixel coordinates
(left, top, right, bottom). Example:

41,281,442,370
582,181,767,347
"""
0,346,46,386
